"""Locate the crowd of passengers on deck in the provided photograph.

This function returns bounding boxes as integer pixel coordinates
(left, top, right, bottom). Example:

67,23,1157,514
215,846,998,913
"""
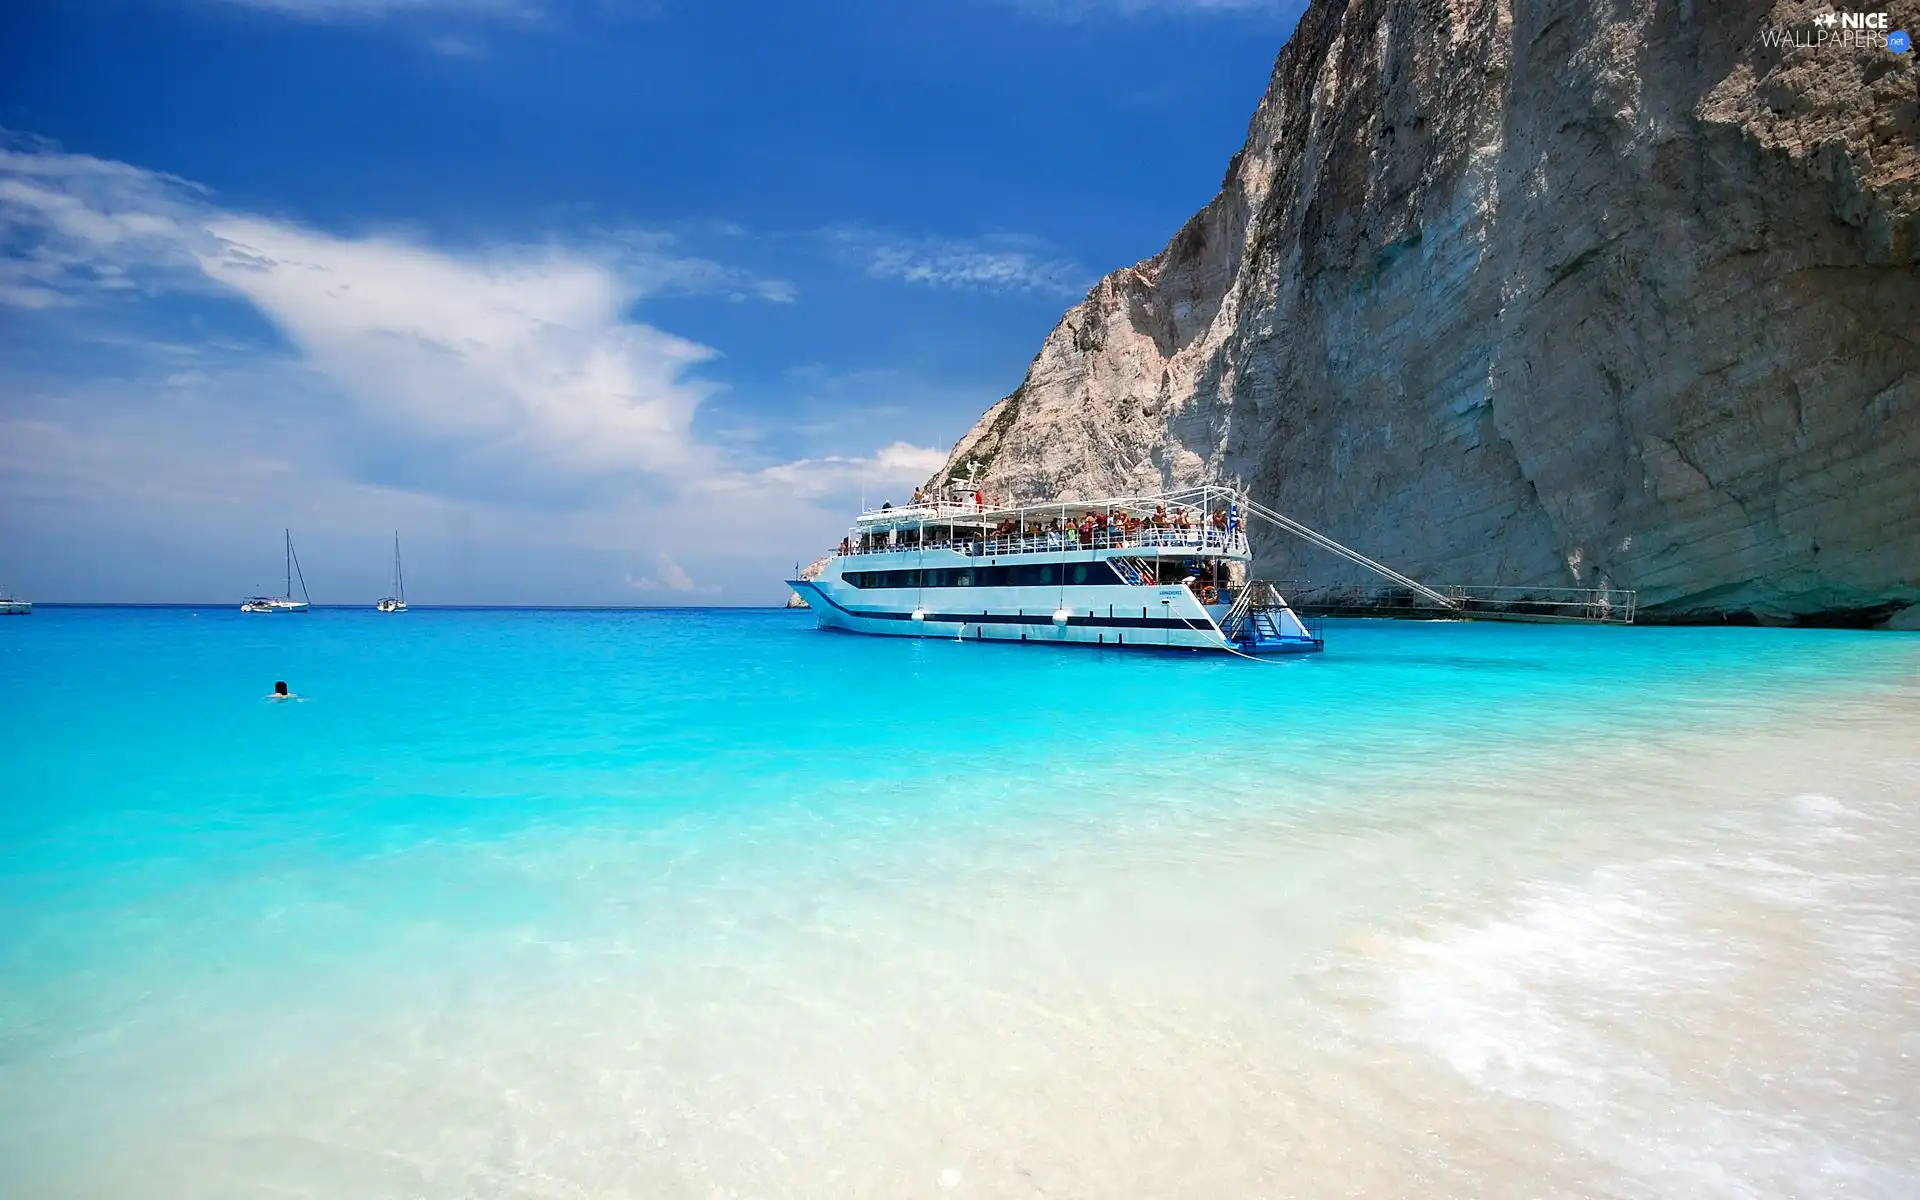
842,557,1235,604
841,501,1234,558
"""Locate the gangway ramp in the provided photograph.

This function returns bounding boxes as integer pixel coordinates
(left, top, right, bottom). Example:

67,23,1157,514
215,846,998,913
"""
1157,487,1637,625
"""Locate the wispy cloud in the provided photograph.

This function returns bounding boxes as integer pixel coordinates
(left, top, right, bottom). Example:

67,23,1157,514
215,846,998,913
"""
625,552,718,594
0,142,215,308
205,0,543,21
425,33,488,56
195,0,639,58
0,137,945,601
200,216,722,491
1004,0,1293,18
752,442,949,500
0,137,807,501
825,227,1092,298
601,230,798,303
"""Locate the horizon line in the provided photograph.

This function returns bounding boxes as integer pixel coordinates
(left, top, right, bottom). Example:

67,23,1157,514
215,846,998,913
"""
18,602,803,613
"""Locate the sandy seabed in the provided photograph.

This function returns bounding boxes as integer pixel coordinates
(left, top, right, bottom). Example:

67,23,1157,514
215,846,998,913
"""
5,686,1919,1199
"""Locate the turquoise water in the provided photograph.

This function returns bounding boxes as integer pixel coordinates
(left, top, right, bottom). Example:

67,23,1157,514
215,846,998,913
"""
4,608,1919,1196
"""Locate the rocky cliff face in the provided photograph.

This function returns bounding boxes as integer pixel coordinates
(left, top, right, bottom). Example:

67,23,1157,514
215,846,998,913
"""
931,0,1920,624
785,555,830,608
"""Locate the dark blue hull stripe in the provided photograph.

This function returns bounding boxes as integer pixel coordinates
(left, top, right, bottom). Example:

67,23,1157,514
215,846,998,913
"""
788,581,1219,632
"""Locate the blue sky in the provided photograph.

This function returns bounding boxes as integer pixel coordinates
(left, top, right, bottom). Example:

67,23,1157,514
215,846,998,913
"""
1,0,1302,604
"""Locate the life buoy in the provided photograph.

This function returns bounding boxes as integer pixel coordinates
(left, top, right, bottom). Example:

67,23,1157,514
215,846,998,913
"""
1200,585,1219,605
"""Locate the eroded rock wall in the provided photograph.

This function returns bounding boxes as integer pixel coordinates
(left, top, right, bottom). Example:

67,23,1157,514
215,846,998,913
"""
932,0,1920,623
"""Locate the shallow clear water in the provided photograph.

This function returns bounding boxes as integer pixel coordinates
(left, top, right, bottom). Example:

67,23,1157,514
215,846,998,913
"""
3,608,1918,1197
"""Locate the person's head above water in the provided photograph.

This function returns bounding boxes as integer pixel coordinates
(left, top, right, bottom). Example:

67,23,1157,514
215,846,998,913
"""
274,681,289,696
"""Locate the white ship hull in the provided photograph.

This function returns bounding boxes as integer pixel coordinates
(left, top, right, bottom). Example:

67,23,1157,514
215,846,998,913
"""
789,543,1320,655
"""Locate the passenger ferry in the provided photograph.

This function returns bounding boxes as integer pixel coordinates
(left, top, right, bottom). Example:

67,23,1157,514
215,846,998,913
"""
787,486,1322,655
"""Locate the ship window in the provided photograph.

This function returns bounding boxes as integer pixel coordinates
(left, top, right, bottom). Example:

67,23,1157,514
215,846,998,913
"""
1038,565,1055,585
1071,565,1087,584
953,571,972,587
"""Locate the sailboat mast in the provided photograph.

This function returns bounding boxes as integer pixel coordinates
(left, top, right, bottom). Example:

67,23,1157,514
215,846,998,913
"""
394,532,406,604
286,530,311,604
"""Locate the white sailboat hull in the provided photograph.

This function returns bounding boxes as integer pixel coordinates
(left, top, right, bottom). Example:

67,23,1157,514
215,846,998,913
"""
241,599,309,614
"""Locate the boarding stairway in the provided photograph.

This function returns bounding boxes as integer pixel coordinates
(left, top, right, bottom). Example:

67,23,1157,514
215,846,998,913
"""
1219,580,1324,653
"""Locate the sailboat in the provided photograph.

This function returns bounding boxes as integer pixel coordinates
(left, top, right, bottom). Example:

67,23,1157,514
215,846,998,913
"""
376,533,408,613
242,529,312,613
0,583,29,616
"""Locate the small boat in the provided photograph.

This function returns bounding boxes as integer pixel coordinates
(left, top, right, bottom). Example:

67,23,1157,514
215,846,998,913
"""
376,532,408,613
787,485,1322,655
242,529,312,614
0,585,29,616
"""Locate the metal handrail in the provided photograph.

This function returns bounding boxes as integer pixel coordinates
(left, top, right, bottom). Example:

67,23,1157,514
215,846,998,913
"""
837,528,1250,558
1219,587,1258,641
1219,580,1307,643
1444,584,1639,623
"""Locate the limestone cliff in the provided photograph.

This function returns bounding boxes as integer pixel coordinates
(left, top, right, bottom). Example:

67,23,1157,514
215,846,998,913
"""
784,555,830,608
931,0,1920,624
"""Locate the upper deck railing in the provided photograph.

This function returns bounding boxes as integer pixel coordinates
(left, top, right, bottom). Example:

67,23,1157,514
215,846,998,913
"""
853,486,1242,530
839,525,1250,559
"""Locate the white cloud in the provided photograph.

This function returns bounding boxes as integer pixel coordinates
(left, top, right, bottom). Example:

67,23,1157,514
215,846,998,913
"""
0,139,962,602
752,441,948,500
625,553,717,594
0,140,805,500
827,228,1092,298
0,143,213,305
199,215,720,486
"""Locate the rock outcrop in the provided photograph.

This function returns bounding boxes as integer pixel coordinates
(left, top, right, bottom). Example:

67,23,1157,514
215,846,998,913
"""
784,556,830,608
930,0,1920,624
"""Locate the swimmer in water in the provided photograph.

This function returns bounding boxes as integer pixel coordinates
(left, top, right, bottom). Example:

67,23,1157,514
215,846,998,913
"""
269,680,295,700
